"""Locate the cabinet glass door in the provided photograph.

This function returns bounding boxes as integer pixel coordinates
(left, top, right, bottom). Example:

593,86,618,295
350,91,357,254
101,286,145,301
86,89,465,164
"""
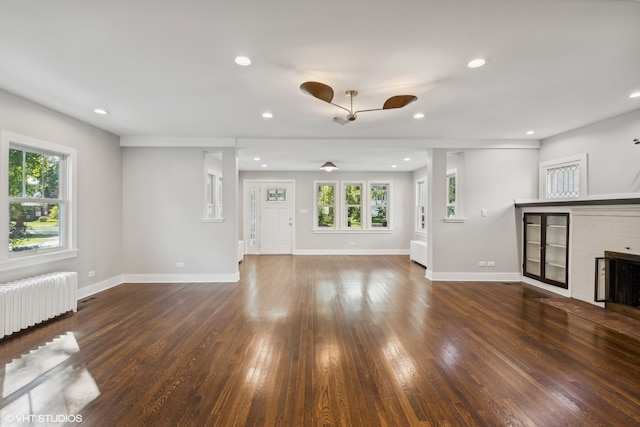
544,215,568,285
524,214,542,276
523,213,569,288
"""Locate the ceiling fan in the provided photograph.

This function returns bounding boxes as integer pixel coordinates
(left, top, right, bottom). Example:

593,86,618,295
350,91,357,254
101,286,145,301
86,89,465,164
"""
300,81,417,125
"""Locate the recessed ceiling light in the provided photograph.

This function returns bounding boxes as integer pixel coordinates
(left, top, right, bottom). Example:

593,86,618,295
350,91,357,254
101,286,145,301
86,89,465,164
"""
630,91,640,99
391,164,398,168
413,113,425,119
261,164,268,168
262,112,273,119
467,58,486,69
253,157,261,161
93,108,109,115
526,130,535,135
403,157,411,161
235,56,251,66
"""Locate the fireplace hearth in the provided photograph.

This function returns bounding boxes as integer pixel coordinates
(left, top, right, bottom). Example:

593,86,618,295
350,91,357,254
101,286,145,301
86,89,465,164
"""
604,251,640,319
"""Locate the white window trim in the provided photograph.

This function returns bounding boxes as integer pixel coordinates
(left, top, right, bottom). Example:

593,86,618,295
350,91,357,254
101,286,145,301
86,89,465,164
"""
368,181,392,230
314,179,393,232
1,131,78,271
443,168,467,223
314,180,339,230
446,168,458,217
539,153,588,201
343,180,364,230
202,168,224,222
414,179,426,234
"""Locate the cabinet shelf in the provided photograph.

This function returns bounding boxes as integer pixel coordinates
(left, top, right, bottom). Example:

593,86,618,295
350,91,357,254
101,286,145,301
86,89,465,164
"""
546,261,566,268
523,212,569,289
546,243,566,249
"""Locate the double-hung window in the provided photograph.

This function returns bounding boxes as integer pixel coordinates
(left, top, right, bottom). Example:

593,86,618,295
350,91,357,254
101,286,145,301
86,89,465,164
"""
415,180,426,232
446,170,457,218
205,172,217,218
317,182,337,228
314,180,391,231
203,171,223,220
344,182,363,229
1,131,77,270
370,183,389,228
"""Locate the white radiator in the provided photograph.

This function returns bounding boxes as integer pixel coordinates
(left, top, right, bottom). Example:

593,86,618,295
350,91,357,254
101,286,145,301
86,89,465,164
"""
410,240,428,267
0,272,77,339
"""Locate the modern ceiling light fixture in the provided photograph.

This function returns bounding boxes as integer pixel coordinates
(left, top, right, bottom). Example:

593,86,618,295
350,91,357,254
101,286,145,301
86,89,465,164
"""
300,81,417,125
93,108,109,115
320,161,338,172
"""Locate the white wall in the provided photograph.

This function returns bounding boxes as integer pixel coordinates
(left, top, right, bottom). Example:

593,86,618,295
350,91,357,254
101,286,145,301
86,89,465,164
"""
0,89,123,291
239,171,414,253
540,108,640,196
427,148,539,280
122,146,239,281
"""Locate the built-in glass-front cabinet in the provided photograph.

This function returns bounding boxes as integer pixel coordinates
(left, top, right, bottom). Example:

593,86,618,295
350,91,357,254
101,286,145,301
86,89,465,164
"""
523,213,569,288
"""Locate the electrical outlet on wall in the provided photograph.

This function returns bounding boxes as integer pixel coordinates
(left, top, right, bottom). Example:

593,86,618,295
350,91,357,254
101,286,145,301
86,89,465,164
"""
479,261,487,267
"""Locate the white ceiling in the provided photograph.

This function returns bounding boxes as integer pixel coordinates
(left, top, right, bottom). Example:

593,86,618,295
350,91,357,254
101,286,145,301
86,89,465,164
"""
0,0,638,171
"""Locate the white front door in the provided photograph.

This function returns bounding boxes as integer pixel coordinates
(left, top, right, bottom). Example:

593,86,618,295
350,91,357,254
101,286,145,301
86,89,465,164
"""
244,180,294,254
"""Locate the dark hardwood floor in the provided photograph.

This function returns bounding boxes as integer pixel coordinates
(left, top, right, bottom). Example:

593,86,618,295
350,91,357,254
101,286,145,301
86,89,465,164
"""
2,255,640,426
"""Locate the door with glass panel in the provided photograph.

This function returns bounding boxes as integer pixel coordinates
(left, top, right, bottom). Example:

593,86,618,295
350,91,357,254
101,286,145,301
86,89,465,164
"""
243,180,294,255
523,212,569,288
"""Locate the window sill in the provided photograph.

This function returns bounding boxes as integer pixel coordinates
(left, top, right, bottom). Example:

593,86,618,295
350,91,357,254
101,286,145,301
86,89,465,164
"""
443,217,466,223
313,229,393,234
1,248,79,272
201,217,225,223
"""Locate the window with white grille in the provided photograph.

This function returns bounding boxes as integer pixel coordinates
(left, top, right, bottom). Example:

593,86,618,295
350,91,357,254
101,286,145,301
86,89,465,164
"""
539,154,587,200
415,180,426,232
1,131,78,270
546,164,579,199
313,180,392,231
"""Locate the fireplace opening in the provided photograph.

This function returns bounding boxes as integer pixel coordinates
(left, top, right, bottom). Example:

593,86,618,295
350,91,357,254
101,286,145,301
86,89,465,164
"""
603,251,640,318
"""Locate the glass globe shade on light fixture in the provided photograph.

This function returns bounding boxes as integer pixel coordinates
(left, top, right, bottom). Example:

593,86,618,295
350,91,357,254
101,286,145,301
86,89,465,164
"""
320,161,338,172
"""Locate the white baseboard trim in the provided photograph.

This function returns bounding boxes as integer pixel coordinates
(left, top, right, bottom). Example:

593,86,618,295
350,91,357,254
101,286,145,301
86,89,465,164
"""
122,272,240,284
294,249,410,256
77,274,125,299
425,271,522,282
76,272,240,300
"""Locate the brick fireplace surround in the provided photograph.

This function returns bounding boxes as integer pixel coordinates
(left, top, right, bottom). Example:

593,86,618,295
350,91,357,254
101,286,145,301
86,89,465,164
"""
568,206,640,306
